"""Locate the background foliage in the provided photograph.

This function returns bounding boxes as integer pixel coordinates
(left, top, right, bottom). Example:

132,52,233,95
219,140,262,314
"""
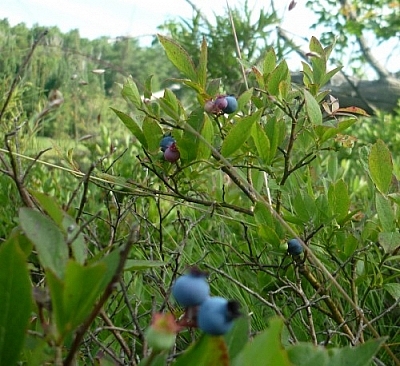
0,0,399,364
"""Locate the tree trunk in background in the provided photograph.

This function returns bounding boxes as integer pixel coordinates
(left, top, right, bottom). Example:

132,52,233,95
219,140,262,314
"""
291,73,400,114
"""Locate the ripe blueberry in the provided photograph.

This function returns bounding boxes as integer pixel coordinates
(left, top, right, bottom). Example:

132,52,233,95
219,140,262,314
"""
287,238,303,256
160,135,176,152
171,268,209,307
197,297,241,335
164,142,180,163
223,96,238,114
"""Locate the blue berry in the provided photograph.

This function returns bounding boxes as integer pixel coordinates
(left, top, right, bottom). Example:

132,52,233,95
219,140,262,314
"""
160,135,176,152
172,268,209,307
223,96,238,114
197,297,241,335
287,238,303,256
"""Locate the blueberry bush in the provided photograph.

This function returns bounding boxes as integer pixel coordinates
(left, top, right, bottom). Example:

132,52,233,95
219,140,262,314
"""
0,27,399,366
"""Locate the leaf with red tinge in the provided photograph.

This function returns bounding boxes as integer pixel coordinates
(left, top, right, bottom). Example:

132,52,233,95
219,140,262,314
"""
335,106,369,117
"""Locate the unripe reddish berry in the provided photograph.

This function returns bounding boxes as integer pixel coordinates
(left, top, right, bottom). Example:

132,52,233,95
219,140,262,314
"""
214,96,228,112
204,100,216,114
164,142,180,163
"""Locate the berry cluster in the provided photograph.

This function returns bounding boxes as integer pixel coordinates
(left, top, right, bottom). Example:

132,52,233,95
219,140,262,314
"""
171,267,241,336
204,95,238,115
160,135,180,163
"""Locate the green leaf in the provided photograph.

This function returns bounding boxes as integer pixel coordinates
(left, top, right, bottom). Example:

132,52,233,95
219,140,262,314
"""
263,48,276,77
221,110,262,157
48,260,108,339
265,118,286,161
376,192,396,232
267,60,289,97
158,34,197,80
328,180,350,224
224,315,249,360
304,89,322,125
322,66,343,86
302,61,314,86
19,208,68,278
111,108,147,148
180,108,206,162
143,74,153,99
197,36,207,88
288,338,385,366
237,88,254,113
207,78,222,97
197,113,214,161
175,334,230,366
158,88,185,121
0,237,32,366
288,343,329,366
121,76,143,109
378,232,400,254
328,338,386,366
143,117,163,153
233,317,291,366
254,202,274,227
309,36,326,86
29,190,64,227
368,139,393,194
384,283,400,301
293,191,317,223
251,122,270,164
62,214,87,264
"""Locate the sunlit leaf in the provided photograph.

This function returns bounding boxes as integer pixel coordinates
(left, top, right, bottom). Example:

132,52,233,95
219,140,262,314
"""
368,139,393,194
111,108,147,148
263,48,276,77
158,35,197,81
304,89,322,125
121,77,143,109
267,60,289,96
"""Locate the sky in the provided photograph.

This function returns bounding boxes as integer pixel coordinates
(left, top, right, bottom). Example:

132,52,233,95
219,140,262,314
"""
1,0,398,76
2,0,313,43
